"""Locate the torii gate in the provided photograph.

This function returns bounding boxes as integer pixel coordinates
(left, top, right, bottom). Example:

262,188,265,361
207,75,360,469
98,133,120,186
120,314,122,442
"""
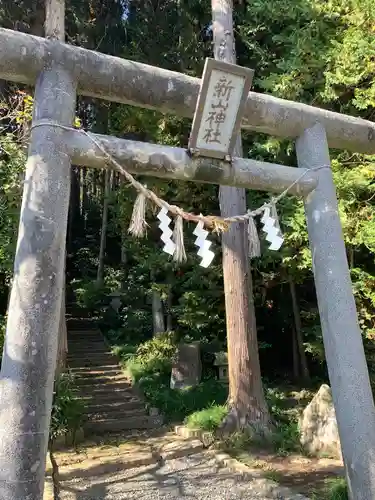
1,5,375,500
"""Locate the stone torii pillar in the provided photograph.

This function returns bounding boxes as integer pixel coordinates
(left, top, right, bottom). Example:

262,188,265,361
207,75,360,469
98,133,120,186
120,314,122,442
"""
0,1,76,498
297,124,375,500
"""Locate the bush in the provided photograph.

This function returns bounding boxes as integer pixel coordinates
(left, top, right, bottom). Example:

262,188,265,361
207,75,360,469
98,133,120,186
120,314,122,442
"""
134,332,177,369
139,376,228,422
124,334,228,422
72,279,108,313
49,372,84,444
312,478,348,500
185,405,227,431
270,420,301,455
125,332,177,382
325,478,348,500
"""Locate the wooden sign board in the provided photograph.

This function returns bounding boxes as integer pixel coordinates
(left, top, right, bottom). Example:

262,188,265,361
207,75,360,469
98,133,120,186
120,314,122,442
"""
188,58,254,160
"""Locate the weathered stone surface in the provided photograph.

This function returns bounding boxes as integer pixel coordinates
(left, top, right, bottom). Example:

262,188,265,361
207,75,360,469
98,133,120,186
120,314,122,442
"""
299,384,342,459
170,342,201,389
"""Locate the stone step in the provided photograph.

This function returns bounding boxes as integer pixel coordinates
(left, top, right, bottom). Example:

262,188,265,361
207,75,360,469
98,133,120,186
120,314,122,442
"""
67,355,119,365
78,390,138,404
68,344,109,351
83,400,144,414
67,349,113,356
76,381,132,393
68,347,111,356
84,415,162,434
68,360,120,369
75,374,127,386
67,340,105,347
67,341,104,348
70,368,122,377
67,321,97,330
68,365,120,374
68,337,106,344
67,332,103,339
86,408,147,421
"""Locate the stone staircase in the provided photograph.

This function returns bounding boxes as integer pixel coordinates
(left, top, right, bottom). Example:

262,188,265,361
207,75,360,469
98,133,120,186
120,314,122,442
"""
66,317,162,436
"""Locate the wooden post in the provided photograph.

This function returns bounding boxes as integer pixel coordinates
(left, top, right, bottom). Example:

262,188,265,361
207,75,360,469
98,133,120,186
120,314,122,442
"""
0,3,76,498
96,169,110,287
296,123,375,500
211,0,270,430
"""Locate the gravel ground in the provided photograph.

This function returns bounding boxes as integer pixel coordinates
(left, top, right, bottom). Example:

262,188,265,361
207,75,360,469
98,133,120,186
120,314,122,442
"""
58,452,307,499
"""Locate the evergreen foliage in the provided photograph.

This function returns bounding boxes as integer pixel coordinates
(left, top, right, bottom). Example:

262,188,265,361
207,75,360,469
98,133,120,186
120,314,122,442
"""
0,0,374,399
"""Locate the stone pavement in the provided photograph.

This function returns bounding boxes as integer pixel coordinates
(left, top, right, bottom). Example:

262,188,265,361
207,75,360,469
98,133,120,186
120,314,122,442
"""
44,431,308,500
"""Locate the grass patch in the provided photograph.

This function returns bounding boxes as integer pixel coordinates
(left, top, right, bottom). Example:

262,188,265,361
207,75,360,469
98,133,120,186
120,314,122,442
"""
137,374,228,422
262,468,284,483
312,477,348,500
185,405,227,431
111,343,137,362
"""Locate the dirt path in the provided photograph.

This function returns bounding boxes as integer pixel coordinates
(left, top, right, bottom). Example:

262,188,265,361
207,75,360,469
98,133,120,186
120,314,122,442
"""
50,453,308,500
232,449,344,498
44,431,308,500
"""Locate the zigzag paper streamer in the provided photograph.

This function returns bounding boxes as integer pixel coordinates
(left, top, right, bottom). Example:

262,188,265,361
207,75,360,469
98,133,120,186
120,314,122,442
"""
261,207,284,251
157,207,176,256
193,219,215,268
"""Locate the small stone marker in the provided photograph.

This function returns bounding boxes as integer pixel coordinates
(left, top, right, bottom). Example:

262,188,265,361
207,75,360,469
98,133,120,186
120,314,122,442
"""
299,384,342,460
170,342,201,389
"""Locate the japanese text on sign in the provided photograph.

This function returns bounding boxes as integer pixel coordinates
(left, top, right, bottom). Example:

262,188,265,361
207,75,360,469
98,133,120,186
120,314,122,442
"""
195,69,246,154
202,75,235,145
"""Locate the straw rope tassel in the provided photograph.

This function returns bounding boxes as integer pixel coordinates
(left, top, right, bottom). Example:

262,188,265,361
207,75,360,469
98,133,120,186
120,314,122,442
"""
173,215,187,262
247,214,261,258
128,190,148,237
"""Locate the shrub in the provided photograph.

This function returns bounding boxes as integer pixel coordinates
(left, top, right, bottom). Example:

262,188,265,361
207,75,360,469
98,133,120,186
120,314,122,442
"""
185,405,227,431
72,279,108,313
325,478,348,500
49,372,84,444
270,420,301,455
126,332,177,382
124,334,228,422
312,478,348,500
135,332,177,368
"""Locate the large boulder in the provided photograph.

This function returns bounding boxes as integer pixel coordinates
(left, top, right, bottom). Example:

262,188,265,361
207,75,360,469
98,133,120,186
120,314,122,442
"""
170,342,201,390
299,384,342,460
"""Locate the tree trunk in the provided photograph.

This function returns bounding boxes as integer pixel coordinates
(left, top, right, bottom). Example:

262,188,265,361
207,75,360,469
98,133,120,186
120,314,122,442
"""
96,169,110,287
152,290,165,335
80,167,88,229
288,275,310,382
292,326,299,380
166,273,173,331
150,270,165,336
211,0,270,432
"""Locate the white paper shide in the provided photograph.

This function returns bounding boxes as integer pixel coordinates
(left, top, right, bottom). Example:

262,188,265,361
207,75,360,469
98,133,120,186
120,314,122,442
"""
157,207,176,256
261,207,284,251
193,219,215,268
